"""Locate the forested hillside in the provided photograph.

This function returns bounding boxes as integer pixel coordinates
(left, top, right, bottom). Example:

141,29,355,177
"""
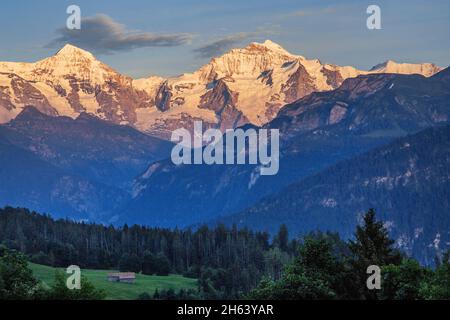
221,125,450,265
0,207,296,298
1,208,448,300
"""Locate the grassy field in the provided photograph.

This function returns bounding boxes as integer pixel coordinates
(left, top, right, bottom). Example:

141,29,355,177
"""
29,263,198,300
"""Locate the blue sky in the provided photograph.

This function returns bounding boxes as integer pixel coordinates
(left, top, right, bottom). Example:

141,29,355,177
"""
0,0,449,78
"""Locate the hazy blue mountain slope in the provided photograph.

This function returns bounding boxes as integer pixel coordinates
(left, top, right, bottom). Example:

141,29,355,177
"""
118,68,450,227
0,136,128,221
0,106,173,188
218,125,450,265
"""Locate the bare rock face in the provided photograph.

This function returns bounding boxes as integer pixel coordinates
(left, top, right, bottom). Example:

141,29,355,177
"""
282,63,317,102
217,104,249,132
0,42,443,139
198,79,250,131
64,75,90,113
329,104,348,125
321,67,345,89
199,79,237,112
146,113,217,140
155,81,173,112
0,72,57,122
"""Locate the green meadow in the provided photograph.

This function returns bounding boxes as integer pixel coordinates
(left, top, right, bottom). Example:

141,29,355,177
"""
29,263,198,300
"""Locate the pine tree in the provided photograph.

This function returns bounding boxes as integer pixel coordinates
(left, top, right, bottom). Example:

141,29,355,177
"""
0,246,41,299
348,209,402,299
274,224,289,252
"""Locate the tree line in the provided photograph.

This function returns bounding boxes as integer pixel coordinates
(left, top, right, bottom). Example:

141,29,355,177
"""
0,206,294,299
0,245,105,300
249,210,449,299
0,207,448,300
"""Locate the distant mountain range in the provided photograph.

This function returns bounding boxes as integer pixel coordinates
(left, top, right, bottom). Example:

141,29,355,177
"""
121,68,450,228
0,41,448,264
0,107,172,221
1,106,172,187
0,134,127,222
0,41,443,139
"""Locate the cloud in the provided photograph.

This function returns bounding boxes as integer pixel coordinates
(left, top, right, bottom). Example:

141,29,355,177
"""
193,26,278,58
193,33,254,58
46,14,192,54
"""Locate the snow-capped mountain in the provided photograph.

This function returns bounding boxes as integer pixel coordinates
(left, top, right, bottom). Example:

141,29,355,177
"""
0,44,152,125
0,41,443,138
121,68,450,228
370,60,442,77
133,40,443,137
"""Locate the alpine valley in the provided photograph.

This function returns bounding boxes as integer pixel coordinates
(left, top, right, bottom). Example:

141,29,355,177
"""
0,41,448,264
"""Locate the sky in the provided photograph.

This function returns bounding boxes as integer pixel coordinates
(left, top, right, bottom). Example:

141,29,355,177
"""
0,0,449,78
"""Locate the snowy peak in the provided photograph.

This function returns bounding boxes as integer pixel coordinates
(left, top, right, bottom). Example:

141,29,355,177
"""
261,39,289,50
199,40,297,80
0,44,140,126
0,44,118,86
54,44,96,60
0,40,444,139
131,41,443,135
247,40,296,57
370,60,443,77
33,44,118,83
370,60,396,70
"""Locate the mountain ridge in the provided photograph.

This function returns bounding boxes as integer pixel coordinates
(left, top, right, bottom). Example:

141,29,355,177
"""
118,68,450,228
0,134,129,222
0,41,443,139
216,124,450,265
1,106,173,189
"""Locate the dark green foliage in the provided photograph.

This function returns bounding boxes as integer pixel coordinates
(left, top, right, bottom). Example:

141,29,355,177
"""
380,259,426,300
349,209,402,266
138,288,199,300
119,253,141,273
378,253,450,300
137,292,152,300
43,272,106,300
0,246,105,300
419,252,450,299
348,208,403,299
154,253,171,276
249,236,348,299
1,207,448,300
249,210,450,300
0,245,41,299
273,224,289,252
142,251,158,275
0,207,276,299
141,251,171,276
30,251,52,265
